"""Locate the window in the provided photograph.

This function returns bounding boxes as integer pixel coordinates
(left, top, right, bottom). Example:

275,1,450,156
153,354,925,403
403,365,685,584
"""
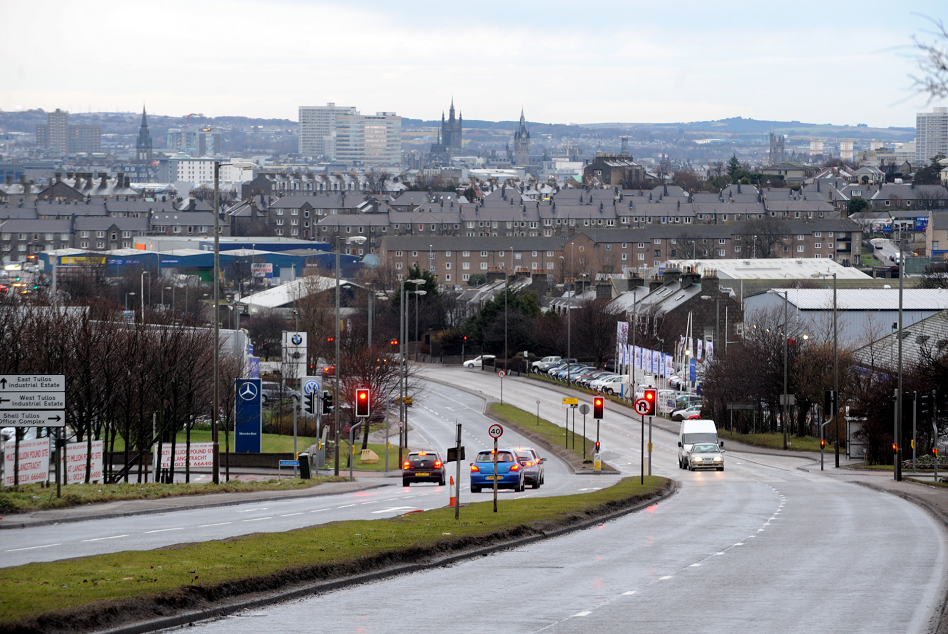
445,262,452,270
462,251,470,257
828,232,834,238
80,241,88,248
637,242,645,248
444,274,451,281
96,241,104,249
735,246,742,253
579,246,584,252
96,231,105,238
622,253,627,261
80,231,89,238
277,209,284,215
276,218,284,226
638,253,645,261
462,274,470,281
814,243,821,249
445,251,451,257
122,231,131,238
797,245,805,252
480,262,488,270
462,262,470,270
654,249,661,257
654,238,661,244
828,243,834,249
547,251,553,257
395,262,403,270
718,238,726,244
515,253,522,260
885,200,890,207
605,244,612,250
546,262,554,270
718,249,725,257
797,235,805,241
412,251,418,257
481,251,488,257
532,251,537,257
395,251,402,257
814,231,822,237
814,254,822,258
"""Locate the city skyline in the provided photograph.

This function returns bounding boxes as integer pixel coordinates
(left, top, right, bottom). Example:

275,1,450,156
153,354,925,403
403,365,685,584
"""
2,1,945,129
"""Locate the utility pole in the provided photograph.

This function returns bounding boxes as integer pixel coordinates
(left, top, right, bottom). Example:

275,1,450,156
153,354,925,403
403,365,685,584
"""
211,162,220,485
896,236,904,481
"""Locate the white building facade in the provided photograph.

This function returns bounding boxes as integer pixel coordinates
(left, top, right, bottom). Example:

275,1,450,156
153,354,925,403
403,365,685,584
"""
917,107,948,166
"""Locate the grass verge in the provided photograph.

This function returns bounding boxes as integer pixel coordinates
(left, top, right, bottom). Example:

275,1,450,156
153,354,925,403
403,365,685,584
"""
340,441,401,472
0,476,670,632
718,430,829,453
107,431,318,454
488,402,613,472
0,477,348,515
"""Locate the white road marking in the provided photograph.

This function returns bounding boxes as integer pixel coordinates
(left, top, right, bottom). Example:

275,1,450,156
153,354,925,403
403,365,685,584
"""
243,517,272,522
337,504,356,509
280,513,303,517
6,543,61,552
574,611,591,617
735,543,744,546
659,575,673,580
371,506,415,514
144,527,183,534
310,508,330,513
83,535,128,542
236,508,267,513
199,522,232,527
689,563,701,567
622,591,636,596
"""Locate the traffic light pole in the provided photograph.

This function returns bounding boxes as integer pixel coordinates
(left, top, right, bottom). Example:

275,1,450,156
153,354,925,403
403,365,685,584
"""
640,413,645,485
912,391,917,474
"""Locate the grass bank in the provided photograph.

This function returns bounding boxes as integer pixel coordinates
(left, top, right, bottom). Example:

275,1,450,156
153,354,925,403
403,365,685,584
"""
0,477,348,515
718,430,829,452
107,431,318,454
488,402,613,471
0,476,670,632
341,441,401,472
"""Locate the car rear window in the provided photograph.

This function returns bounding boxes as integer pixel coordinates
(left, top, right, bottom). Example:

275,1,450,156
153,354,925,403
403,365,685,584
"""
476,451,514,463
515,451,535,460
409,454,437,464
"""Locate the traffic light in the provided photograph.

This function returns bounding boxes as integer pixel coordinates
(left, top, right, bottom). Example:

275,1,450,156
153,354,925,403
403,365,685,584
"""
326,336,335,343
820,439,826,449
643,388,657,416
920,393,932,418
304,391,317,416
824,389,835,414
356,388,370,417
321,390,333,415
390,339,398,346
593,396,604,419
594,441,601,454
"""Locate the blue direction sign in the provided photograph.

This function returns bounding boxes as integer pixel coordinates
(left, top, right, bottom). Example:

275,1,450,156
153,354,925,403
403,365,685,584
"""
235,378,262,453
302,377,321,395
279,460,299,467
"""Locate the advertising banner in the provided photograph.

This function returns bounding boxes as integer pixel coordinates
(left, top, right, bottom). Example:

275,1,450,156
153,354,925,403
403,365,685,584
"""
61,440,104,484
706,341,714,363
235,378,262,453
157,442,214,469
4,438,49,486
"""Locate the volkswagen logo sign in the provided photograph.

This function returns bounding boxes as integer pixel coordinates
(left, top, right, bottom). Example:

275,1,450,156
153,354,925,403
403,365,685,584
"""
291,334,303,346
238,382,259,402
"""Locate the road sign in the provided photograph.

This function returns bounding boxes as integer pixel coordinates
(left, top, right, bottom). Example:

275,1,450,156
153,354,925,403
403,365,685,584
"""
235,378,262,453
634,399,652,415
1,410,65,427
498,370,506,378
0,374,66,426
398,421,404,429
488,423,504,439
279,459,299,467
398,396,413,405
580,404,590,415
302,376,321,395
562,397,579,406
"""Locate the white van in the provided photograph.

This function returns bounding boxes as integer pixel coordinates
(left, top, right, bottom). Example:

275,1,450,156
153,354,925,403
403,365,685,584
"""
677,419,721,469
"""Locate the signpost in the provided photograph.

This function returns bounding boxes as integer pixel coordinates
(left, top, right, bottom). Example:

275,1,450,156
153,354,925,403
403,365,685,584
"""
498,370,506,404
281,331,307,378
579,403,590,456
0,375,65,496
235,378,262,453
489,423,503,513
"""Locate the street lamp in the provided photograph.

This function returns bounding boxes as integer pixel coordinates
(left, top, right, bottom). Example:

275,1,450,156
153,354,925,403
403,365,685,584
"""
413,289,427,356
163,286,172,312
399,278,424,463
140,270,149,320
334,234,367,476
125,291,135,311
767,289,790,450
812,270,839,468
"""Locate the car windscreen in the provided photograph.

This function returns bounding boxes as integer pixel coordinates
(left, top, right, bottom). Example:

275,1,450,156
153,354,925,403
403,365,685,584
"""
683,432,717,445
476,451,514,463
691,444,718,453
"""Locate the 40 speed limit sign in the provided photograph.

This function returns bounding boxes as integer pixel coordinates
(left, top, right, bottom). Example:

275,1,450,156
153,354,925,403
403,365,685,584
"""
488,423,504,438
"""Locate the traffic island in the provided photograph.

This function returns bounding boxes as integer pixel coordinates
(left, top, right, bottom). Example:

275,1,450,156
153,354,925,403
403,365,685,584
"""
486,403,620,474
0,476,674,634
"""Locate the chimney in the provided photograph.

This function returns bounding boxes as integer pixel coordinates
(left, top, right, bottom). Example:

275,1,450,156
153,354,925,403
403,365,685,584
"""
55,172,62,183
117,172,124,187
124,176,130,189
5,174,11,186
662,266,682,285
648,276,663,292
701,269,720,293
681,267,701,287
596,282,613,300
98,172,108,189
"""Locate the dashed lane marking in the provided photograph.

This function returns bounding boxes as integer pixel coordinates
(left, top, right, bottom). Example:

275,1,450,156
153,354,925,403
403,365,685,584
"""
199,522,231,527
144,527,183,534
6,543,61,552
83,535,128,542
242,517,272,522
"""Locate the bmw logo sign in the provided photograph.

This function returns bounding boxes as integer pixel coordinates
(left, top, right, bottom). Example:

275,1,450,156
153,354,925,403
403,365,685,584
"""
291,334,303,345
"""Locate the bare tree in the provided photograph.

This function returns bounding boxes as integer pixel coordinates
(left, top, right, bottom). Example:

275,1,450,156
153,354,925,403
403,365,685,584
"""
912,17,948,101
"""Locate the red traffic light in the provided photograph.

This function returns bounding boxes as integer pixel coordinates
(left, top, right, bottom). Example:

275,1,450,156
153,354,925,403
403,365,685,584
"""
390,339,399,346
594,397,603,407
645,391,655,401
892,444,898,452
326,336,335,342
934,448,939,456
820,439,826,448
356,388,370,417
463,335,467,341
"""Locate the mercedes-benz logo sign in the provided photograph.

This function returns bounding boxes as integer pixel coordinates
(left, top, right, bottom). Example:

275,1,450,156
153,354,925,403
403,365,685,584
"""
239,382,258,401
291,334,303,345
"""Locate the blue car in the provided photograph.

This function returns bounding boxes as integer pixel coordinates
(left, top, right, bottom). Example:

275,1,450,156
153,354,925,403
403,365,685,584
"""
470,449,525,493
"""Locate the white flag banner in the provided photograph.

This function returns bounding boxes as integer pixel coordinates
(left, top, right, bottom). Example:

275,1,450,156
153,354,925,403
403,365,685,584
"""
706,341,714,363
697,339,703,361
652,350,660,375
635,346,643,370
61,440,104,484
665,354,674,377
4,438,50,486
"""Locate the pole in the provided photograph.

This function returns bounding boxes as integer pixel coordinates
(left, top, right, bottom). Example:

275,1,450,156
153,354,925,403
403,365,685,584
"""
334,238,341,477
571,407,575,450
493,437,498,513
55,428,61,498
648,415,653,476
896,236,904,481
212,162,220,485
934,420,939,483
565,408,568,448
833,272,839,468
455,422,462,520
913,391,917,474
582,411,586,457
368,288,373,350
536,400,540,426
640,413,645,484
384,398,390,473
782,291,788,451
414,289,420,359
293,399,298,478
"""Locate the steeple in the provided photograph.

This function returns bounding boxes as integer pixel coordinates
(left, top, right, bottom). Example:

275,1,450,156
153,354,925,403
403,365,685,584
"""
141,105,148,129
136,105,153,163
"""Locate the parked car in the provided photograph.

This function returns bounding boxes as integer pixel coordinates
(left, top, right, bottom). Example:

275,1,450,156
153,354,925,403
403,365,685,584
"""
470,449,524,492
546,359,578,377
261,382,301,405
513,447,545,488
578,371,614,387
685,442,725,471
671,405,703,421
402,451,446,486
531,356,562,373
463,354,496,369
591,374,629,394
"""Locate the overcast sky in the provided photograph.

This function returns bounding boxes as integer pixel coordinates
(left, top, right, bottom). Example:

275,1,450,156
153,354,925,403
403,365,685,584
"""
2,0,945,128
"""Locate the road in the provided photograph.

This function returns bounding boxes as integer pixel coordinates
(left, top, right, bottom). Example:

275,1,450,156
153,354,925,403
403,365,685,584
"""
172,367,948,634
1,384,616,568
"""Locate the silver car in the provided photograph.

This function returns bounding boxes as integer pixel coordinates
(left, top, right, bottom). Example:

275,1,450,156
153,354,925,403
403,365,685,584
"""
686,442,724,471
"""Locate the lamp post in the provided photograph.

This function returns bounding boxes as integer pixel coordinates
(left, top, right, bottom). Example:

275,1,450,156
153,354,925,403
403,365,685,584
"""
812,270,839,467
334,234,367,476
768,289,790,450
163,286,172,312
414,289,426,356
401,278,424,459
140,270,149,320
125,291,135,311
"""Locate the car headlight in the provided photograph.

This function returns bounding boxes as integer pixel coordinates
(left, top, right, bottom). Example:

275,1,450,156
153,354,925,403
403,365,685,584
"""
713,456,722,462
693,457,703,462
